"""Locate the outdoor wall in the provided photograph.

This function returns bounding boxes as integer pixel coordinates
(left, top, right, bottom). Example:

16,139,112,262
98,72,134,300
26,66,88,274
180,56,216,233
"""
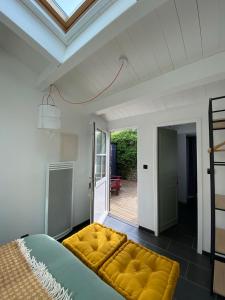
0,48,95,243
107,82,225,253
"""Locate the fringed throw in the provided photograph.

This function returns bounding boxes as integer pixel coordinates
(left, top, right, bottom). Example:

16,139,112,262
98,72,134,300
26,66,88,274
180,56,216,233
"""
0,239,72,300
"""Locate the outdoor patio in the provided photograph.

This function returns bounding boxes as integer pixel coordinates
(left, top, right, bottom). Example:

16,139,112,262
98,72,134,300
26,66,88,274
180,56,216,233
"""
110,179,138,224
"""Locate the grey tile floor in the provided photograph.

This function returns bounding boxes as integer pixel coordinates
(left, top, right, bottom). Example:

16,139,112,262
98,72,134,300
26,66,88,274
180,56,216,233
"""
103,214,223,300
61,201,224,299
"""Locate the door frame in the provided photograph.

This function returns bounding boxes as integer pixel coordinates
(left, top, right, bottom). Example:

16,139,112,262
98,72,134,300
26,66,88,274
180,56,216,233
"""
90,123,110,223
153,119,203,254
90,122,96,223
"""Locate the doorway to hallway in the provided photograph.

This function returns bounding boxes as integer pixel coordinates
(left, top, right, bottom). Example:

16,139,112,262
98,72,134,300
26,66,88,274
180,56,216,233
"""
157,123,198,251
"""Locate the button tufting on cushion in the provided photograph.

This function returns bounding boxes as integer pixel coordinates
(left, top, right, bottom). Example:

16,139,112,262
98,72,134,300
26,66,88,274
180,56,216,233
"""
91,243,98,251
62,223,127,272
106,234,111,241
98,240,180,300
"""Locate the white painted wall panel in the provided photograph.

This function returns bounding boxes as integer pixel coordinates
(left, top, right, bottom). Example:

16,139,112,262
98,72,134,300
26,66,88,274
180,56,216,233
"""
0,49,92,243
107,96,225,253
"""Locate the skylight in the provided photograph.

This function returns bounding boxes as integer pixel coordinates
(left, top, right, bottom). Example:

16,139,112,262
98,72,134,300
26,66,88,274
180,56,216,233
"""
37,0,96,31
53,0,86,19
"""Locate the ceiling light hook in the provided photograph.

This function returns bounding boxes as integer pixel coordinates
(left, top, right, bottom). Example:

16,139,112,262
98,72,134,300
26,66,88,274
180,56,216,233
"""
119,55,128,67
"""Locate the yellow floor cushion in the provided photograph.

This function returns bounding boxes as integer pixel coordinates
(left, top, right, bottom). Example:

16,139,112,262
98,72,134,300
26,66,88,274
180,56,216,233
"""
98,240,180,300
62,223,127,272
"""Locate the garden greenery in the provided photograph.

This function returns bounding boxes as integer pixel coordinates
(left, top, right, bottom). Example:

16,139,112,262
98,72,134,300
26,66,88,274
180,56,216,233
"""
111,129,137,179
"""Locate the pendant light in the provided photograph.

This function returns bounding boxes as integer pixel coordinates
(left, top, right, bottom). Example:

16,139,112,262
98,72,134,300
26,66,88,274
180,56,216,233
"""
38,56,128,130
38,93,61,130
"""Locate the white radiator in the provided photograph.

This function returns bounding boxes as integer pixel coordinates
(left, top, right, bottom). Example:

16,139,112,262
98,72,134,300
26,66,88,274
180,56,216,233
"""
45,161,75,239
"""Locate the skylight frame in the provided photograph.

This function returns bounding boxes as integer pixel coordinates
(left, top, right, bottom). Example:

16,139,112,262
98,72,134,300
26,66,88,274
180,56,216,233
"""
37,0,97,32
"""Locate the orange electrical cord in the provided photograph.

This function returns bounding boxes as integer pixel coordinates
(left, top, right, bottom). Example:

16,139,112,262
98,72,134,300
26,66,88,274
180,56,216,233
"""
47,60,125,105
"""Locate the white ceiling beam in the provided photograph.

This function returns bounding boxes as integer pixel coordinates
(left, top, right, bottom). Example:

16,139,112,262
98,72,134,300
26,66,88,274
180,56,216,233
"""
37,0,169,90
0,0,65,64
88,51,225,114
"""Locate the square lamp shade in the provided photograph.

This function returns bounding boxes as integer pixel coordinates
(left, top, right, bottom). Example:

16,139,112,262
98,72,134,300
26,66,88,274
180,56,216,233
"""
38,104,61,130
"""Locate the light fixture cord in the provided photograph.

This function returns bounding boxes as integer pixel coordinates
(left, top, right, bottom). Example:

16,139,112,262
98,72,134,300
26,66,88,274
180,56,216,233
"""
42,85,56,105
49,60,125,105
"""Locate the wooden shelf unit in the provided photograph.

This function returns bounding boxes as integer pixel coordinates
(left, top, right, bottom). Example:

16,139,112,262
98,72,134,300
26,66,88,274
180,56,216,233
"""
213,119,225,130
215,228,225,254
214,260,225,296
215,194,225,211
208,96,225,297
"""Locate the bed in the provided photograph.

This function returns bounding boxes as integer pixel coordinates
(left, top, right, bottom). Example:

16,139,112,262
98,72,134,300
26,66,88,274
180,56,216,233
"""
25,234,124,299
1,226,179,300
0,234,123,300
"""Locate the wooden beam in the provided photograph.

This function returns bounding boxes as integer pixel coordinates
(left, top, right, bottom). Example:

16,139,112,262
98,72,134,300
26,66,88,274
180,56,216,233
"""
89,51,225,114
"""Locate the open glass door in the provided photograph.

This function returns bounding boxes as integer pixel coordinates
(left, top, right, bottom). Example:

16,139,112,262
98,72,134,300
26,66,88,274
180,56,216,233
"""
90,123,109,223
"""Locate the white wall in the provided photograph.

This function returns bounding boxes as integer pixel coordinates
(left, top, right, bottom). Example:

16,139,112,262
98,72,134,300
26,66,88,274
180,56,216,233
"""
108,95,225,253
0,48,94,243
58,107,91,227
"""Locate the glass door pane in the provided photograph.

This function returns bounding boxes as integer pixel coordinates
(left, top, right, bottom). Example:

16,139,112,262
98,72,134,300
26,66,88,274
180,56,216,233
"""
95,129,106,183
94,128,107,222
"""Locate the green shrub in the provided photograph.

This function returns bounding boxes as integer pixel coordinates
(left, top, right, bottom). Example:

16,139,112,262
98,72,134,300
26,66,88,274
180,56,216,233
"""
111,129,137,179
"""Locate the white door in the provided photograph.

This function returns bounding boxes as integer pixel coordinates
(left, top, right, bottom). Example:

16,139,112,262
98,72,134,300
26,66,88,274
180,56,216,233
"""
90,124,109,223
158,128,178,233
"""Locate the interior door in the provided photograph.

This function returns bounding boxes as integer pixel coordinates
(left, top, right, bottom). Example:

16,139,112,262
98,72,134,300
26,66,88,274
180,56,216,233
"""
158,127,178,233
90,124,109,223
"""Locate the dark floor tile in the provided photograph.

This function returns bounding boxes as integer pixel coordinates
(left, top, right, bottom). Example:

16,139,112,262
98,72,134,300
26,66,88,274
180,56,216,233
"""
168,241,210,269
165,223,196,239
128,227,170,250
217,295,225,299
187,263,211,289
158,249,188,277
106,217,170,250
165,254,188,278
178,223,197,238
162,228,194,247
174,278,217,300
162,225,180,237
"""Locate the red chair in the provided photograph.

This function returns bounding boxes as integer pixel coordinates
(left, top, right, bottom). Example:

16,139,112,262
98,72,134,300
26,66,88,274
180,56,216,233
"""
110,176,121,195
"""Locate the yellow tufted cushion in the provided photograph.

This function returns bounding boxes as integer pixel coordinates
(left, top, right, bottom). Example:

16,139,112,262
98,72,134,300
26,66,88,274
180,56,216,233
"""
98,240,180,300
62,223,127,272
